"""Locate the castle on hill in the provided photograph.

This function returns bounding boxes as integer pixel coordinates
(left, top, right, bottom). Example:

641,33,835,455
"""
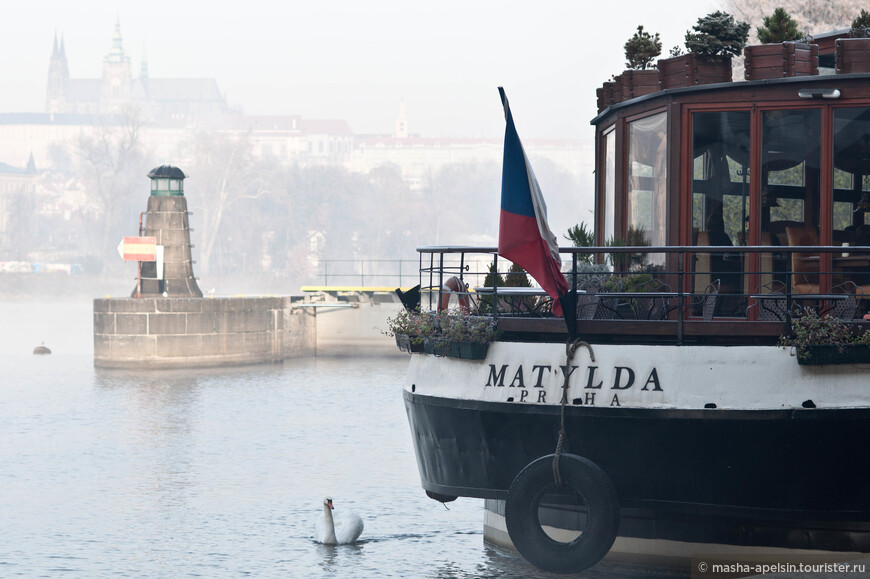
46,18,231,124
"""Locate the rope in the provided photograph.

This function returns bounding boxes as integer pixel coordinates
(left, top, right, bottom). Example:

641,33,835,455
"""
552,339,594,487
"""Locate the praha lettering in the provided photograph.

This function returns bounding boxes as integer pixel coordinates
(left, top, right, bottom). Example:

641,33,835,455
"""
485,363,662,405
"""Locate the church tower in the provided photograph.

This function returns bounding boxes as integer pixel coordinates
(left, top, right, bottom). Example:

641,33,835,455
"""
46,32,69,113
395,99,409,139
100,17,132,115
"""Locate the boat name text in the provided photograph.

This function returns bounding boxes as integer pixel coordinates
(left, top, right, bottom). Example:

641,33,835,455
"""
485,364,662,406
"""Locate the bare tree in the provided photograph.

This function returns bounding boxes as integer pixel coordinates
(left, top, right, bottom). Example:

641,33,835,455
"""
180,131,272,276
76,107,150,270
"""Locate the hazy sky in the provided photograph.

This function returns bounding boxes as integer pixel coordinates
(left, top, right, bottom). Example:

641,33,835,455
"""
2,0,716,139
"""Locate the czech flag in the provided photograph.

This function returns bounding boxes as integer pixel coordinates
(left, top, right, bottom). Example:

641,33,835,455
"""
497,87,570,317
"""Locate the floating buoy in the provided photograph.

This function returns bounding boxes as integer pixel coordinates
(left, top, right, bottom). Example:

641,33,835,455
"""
33,344,52,355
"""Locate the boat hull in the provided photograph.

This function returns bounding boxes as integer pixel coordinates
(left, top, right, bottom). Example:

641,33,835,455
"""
403,342,870,552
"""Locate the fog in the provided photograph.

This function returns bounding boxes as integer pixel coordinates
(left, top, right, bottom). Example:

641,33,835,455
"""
0,0,715,296
2,0,715,137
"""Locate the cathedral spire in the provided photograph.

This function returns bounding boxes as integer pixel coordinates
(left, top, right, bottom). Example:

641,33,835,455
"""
105,15,129,64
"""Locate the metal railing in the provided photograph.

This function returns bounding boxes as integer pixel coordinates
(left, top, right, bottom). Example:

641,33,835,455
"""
416,244,870,341
315,259,419,287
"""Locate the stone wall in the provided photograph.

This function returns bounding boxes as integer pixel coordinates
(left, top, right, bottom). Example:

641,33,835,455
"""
93,296,315,369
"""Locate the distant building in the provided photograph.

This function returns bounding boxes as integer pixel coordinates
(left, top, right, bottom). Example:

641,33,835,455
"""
0,156,39,259
46,19,231,124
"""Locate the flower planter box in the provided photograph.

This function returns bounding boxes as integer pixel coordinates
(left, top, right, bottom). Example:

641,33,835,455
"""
423,337,490,359
836,38,870,74
744,42,818,80
459,341,489,360
395,334,424,354
596,81,620,112
658,54,732,89
616,70,660,101
797,344,870,365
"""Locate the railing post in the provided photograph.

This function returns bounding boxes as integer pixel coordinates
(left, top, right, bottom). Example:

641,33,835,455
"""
785,247,793,331
677,249,684,346
438,252,445,312
492,253,499,325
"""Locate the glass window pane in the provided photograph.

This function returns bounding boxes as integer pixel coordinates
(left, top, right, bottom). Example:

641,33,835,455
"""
691,111,750,309
763,109,821,294
627,112,667,266
603,128,615,243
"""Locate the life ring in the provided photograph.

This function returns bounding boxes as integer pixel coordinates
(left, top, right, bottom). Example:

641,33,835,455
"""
439,276,470,313
504,454,620,574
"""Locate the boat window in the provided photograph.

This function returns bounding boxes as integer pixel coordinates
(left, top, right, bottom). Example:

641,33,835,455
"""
833,108,870,239
626,111,667,266
690,111,750,309
763,109,821,294
603,128,616,243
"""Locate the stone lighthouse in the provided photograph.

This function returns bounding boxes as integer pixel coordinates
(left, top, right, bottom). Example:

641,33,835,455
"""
134,165,202,297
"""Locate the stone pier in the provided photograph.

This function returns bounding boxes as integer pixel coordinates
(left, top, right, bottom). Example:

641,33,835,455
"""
95,164,317,369
94,296,315,369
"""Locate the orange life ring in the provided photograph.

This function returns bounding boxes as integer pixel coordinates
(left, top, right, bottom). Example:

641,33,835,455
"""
439,276,470,313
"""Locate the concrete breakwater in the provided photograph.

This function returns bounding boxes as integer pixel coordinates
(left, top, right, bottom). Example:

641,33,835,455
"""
94,296,315,369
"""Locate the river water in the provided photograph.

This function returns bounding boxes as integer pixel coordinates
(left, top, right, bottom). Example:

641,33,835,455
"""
0,300,673,578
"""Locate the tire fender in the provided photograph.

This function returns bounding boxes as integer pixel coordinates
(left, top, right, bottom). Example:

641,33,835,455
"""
504,453,620,574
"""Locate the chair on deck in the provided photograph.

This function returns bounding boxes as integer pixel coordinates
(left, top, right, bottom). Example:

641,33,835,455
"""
702,279,721,322
747,280,788,321
785,226,820,294
630,279,675,320
826,281,860,321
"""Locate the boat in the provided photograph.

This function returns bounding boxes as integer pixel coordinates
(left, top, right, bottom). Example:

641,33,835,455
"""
401,28,870,575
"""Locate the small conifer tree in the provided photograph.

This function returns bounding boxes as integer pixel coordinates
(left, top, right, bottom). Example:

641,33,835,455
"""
685,11,750,61
624,26,662,70
503,263,532,288
850,9,870,38
565,222,594,264
757,7,801,44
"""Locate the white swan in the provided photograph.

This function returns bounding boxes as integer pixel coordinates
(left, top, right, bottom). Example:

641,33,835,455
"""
315,497,364,544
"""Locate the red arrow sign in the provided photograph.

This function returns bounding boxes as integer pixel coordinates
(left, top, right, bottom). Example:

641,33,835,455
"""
117,236,157,261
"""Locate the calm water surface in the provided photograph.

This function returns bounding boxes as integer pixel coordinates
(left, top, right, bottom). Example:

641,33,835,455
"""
0,301,671,578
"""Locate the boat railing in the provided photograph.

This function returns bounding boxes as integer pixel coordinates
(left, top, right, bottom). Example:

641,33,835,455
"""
416,245,870,343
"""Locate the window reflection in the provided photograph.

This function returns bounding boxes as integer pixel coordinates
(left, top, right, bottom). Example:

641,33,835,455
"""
763,109,821,294
627,112,667,266
603,129,615,243
691,111,750,312
833,108,870,291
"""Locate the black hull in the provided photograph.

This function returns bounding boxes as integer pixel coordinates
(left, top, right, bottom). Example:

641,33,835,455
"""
404,390,870,551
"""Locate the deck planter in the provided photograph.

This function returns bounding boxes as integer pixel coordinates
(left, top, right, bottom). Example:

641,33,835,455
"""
616,70,660,101
395,334,424,353
458,341,490,360
658,54,732,89
836,38,870,74
596,81,620,112
797,344,870,365
423,337,490,359
744,42,818,80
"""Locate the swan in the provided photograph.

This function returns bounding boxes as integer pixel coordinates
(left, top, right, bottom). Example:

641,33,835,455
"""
315,497,364,544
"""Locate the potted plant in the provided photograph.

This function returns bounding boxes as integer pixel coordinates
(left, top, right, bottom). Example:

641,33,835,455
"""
744,8,817,80
616,26,662,101
836,10,870,74
426,309,498,360
383,307,434,353
659,11,749,89
778,308,870,365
